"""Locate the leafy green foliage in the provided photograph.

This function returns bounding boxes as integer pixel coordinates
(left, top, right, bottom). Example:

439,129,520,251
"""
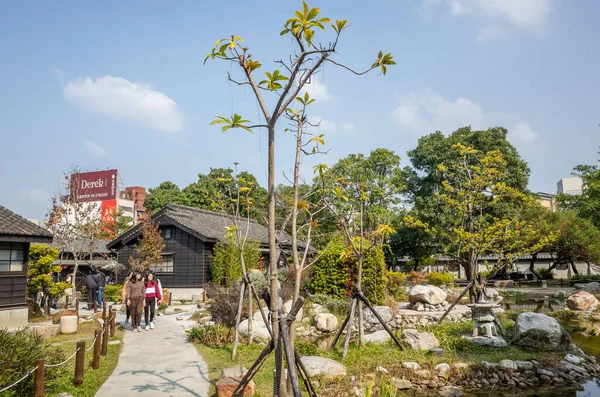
386,271,408,301
210,114,253,133
27,244,68,298
536,268,554,280
103,284,123,301
0,329,67,397
211,239,261,286
295,341,317,356
408,271,425,285
307,238,351,299
361,246,387,305
259,70,289,91
144,181,189,212
424,271,455,286
309,293,350,315
556,163,600,228
187,324,235,348
280,1,330,45
371,50,396,75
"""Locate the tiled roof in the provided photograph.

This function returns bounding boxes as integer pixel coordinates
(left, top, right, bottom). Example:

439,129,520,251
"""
108,203,304,250
0,205,53,239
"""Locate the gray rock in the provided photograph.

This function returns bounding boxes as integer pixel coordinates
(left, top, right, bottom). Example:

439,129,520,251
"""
311,303,327,314
562,361,587,375
313,313,339,332
575,282,600,294
567,291,599,311
376,366,389,374
300,356,346,378
239,319,271,343
565,354,585,365
409,285,448,305
252,307,270,321
363,306,393,323
435,363,451,378
494,280,515,288
515,361,534,370
363,330,391,344
221,365,248,379
391,378,412,390
414,302,425,311
401,328,440,350
108,340,121,345
56,393,74,397
553,290,566,299
176,316,183,321
462,335,507,347
402,362,421,370
438,386,464,397
499,360,518,371
537,368,554,377
514,312,571,351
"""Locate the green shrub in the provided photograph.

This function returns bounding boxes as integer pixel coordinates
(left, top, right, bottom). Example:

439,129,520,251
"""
386,271,408,301
408,270,425,285
309,293,350,315
307,238,351,300
569,274,600,281
361,247,387,305
425,271,455,286
103,284,124,302
248,270,268,295
537,268,554,280
212,239,261,286
158,302,168,311
187,324,234,347
0,330,67,397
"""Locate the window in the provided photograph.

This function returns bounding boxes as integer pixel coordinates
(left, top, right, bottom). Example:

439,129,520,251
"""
0,242,26,272
149,254,174,273
162,227,173,240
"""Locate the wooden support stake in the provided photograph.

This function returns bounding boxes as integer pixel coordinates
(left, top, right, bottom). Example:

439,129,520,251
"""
109,307,115,337
101,314,109,356
75,298,79,316
331,297,355,349
65,295,69,309
74,341,85,386
278,310,302,397
438,281,473,324
341,297,358,359
93,329,101,369
34,359,44,397
358,291,404,351
294,349,318,397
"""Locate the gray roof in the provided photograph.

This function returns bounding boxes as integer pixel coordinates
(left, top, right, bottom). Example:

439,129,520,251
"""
0,205,53,240
108,203,303,250
50,238,111,254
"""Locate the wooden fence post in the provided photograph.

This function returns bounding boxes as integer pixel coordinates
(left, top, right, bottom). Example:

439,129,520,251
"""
34,359,44,397
93,301,97,313
74,341,85,386
110,307,116,337
93,329,101,369
102,302,107,320
76,298,79,316
65,295,69,310
101,313,109,356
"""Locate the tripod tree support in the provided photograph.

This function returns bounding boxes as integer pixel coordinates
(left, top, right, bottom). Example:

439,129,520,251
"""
438,281,473,324
332,290,404,359
231,297,317,397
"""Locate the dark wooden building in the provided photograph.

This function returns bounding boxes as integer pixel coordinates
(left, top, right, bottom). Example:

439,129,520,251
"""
107,204,299,289
0,205,53,329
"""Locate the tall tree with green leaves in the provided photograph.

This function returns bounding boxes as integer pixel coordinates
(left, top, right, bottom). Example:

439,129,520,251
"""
27,244,69,312
144,181,188,212
205,3,394,391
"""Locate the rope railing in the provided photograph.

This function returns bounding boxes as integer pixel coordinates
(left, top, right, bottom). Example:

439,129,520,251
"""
45,347,81,368
86,334,99,352
0,366,38,393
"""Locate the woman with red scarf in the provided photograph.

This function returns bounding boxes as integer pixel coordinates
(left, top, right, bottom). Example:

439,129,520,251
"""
143,272,161,331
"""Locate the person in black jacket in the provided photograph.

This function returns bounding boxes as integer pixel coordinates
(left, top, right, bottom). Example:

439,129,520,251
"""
92,267,106,307
85,271,98,310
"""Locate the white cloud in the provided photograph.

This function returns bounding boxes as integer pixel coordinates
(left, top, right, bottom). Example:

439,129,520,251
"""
300,77,334,102
63,76,183,133
84,140,107,157
476,25,508,43
390,89,537,145
420,0,552,39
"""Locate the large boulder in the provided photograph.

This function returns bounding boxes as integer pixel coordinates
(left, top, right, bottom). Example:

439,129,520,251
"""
514,312,571,351
52,309,79,324
567,291,599,311
26,324,60,338
584,282,600,294
363,330,391,344
493,280,514,288
300,356,346,378
409,285,447,305
217,366,255,396
313,313,339,332
363,306,393,323
252,307,270,321
401,329,440,350
239,319,271,343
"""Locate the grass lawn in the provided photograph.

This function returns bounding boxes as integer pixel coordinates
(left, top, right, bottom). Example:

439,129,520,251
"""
193,312,564,396
44,319,125,396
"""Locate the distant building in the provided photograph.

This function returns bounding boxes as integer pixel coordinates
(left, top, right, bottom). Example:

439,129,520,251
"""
557,177,583,195
120,186,147,223
0,205,53,330
536,192,556,211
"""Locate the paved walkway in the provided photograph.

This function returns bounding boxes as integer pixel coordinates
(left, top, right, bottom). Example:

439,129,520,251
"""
96,309,210,397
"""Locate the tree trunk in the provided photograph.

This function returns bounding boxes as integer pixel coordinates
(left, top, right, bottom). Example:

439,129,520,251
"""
412,257,419,272
289,118,303,348
247,280,253,345
571,261,579,276
267,124,286,397
529,253,541,279
72,257,79,293
231,280,246,359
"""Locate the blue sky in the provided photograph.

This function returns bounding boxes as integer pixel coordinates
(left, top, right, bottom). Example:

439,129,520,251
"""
1,0,599,220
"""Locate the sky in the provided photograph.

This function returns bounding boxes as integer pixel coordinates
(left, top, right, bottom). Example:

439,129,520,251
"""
1,0,599,221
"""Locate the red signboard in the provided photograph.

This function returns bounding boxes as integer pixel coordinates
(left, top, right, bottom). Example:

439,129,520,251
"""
101,199,117,235
70,169,117,203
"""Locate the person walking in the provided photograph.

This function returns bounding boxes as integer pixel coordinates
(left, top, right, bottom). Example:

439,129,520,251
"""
143,272,161,330
126,272,146,332
122,272,133,324
85,271,98,311
93,267,106,307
